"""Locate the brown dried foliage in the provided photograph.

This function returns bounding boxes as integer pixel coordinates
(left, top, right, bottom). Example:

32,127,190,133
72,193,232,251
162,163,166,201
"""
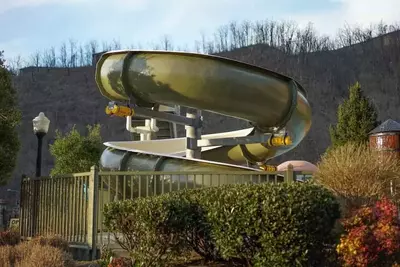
30,234,70,252
0,245,16,267
0,233,75,267
0,230,20,246
16,244,75,267
314,142,400,214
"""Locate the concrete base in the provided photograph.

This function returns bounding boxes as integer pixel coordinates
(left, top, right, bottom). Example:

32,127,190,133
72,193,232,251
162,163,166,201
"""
69,245,100,261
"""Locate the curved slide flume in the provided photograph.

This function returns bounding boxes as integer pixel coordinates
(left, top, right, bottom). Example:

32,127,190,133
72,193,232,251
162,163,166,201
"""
95,50,312,173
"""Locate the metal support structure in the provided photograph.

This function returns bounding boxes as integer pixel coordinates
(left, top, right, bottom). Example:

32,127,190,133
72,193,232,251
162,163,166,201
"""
185,109,202,159
107,102,200,127
87,165,99,260
107,102,293,161
134,106,201,127
126,116,159,141
197,133,272,147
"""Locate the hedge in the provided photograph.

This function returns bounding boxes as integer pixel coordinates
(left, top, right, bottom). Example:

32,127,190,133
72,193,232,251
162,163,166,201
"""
103,182,340,267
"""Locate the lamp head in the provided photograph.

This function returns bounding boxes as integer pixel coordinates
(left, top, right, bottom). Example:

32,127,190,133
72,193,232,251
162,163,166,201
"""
33,112,50,134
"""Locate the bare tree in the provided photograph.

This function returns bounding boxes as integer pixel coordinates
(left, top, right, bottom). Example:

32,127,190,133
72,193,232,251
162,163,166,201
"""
388,22,400,32
112,39,122,50
160,35,173,50
84,42,92,66
42,49,52,67
200,32,207,54
78,45,85,66
179,44,190,52
127,43,136,49
90,40,99,54
376,20,388,35
6,55,23,74
253,20,266,45
337,23,355,47
282,21,297,54
42,47,56,67
102,41,113,51
206,41,215,54
49,47,56,67
7,19,400,69
68,39,77,67
194,40,201,53
215,25,229,52
269,20,276,47
242,20,252,46
59,42,68,67
30,51,41,67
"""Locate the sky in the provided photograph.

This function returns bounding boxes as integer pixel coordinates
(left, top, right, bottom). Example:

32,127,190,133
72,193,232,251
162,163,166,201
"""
1,0,400,61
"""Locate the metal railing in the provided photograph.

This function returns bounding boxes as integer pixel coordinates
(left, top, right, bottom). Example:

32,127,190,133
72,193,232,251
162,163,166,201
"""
20,173,90,245
19,165,310,259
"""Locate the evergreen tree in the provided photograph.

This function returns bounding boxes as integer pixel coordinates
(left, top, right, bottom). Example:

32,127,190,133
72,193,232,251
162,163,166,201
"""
329,82,379,148
50,124,103,175
0,51,21,185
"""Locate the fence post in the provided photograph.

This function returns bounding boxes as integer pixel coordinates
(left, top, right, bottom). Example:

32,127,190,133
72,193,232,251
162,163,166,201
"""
87,165,99,260
285,164,294,183
31,178,40,237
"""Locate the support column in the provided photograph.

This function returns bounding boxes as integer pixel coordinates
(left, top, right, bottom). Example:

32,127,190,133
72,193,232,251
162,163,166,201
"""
144,119,151,141
185,109,202,159
87,165,99,260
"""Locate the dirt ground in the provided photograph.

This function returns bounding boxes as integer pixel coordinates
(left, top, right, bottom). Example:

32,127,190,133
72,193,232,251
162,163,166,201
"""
76,261,243,267
76,252,246,267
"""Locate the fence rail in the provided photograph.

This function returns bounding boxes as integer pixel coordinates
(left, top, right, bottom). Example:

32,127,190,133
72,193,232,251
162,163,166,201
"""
19,165,311,259
20,174,90,245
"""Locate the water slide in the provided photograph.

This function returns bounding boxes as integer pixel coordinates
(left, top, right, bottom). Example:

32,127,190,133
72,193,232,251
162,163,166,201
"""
95,50,312,173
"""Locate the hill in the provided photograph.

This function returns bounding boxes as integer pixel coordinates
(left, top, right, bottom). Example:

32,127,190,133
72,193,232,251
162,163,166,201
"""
2,30,400,194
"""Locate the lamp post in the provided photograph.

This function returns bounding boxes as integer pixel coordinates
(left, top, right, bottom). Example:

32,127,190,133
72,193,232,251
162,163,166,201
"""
32,112,50,178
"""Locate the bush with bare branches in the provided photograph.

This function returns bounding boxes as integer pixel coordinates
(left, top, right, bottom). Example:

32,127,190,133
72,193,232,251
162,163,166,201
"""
314,142,400,214
0,233,76,267
29,234,70,252
0,230,20,246
0,245,15,267
16,244,76,267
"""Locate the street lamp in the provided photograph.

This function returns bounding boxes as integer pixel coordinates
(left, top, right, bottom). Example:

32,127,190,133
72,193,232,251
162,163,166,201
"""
32,112,50,178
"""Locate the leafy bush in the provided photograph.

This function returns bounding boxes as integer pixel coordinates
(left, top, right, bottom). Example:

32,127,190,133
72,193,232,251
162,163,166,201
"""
337,198,400,267
329,81,378,149
104,182,340,266
0,51,21,185
0,230,20,246
50,124,103,175
200,183,340,266
99,244,116,267
103,194,196,267
315,142,400,214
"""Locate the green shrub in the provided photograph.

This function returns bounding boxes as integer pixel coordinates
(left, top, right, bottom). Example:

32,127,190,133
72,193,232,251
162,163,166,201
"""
172,190,220,261
103,194,196,267
201,183,340,266
104,183,340,267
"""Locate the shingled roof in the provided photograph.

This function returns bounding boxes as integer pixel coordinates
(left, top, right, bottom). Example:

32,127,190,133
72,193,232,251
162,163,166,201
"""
369,119,400,135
